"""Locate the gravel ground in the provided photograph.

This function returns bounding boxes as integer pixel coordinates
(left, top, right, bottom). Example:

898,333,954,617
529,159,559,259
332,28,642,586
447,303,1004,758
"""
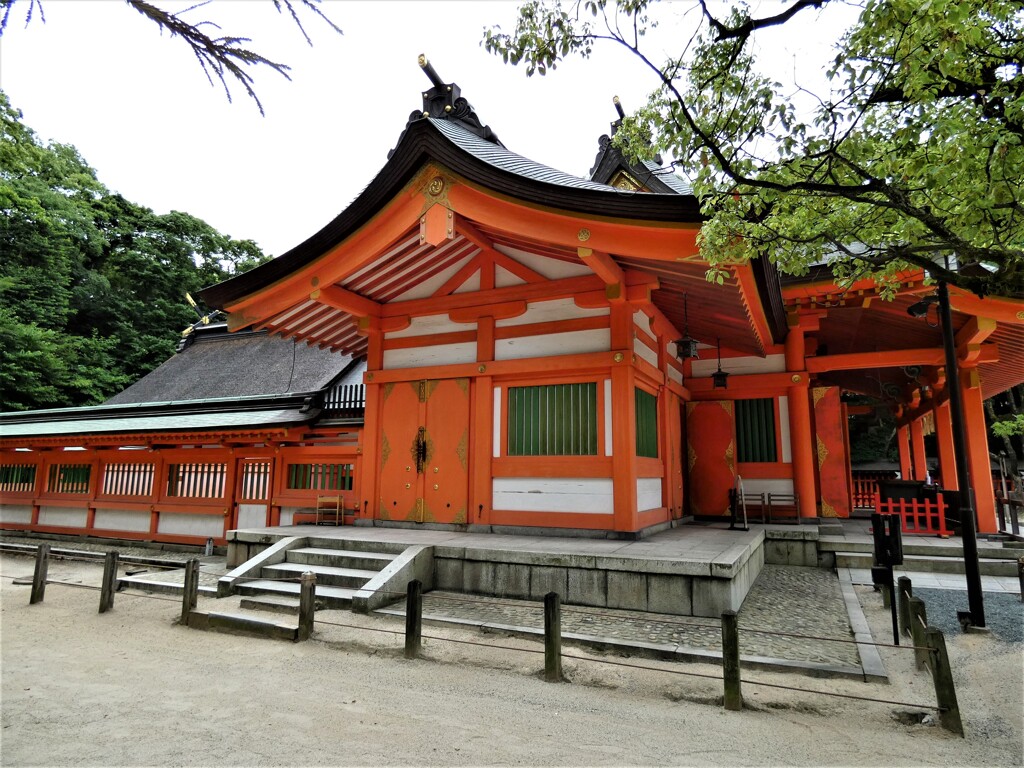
912,587,1024,643
2,553,1022,766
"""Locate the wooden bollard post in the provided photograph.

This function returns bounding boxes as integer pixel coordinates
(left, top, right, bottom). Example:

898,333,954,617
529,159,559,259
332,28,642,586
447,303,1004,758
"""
180,558,199,625
544,592,562,682
297,571,316,641
721,610,743,711
99,551,119,614
405,579,422,659
908,596,928,671
897,576,912,638
30,543,50,605
924,626,964,736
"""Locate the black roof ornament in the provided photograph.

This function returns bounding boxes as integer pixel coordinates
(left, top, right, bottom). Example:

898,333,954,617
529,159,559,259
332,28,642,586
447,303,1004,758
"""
405,54,502,146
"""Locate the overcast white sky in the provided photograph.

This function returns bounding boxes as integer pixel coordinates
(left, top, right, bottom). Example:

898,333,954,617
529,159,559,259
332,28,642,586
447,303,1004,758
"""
1,0,860,259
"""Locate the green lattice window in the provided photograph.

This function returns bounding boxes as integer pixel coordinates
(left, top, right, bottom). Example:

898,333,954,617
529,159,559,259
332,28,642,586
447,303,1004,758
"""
635,388,659,458
48,463,91,494
286,463,354,491
736,398,777,463
507,383,598,456
0,464,36,493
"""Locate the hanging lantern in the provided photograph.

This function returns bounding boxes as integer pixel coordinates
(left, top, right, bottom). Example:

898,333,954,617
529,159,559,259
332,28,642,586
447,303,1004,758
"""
674,294,700,360
712,337,729,389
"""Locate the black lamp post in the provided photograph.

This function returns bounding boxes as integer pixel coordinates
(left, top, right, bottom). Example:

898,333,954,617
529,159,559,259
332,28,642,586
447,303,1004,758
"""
906,281,985,628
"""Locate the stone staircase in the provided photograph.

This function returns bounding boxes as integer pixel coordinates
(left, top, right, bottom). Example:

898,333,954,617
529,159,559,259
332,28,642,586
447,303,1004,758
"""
235,547,397,610
820,535,1023,577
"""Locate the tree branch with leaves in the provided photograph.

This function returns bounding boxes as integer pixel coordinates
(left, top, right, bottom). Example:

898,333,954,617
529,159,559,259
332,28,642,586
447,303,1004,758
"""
484,0,1024,298
0,0,342,115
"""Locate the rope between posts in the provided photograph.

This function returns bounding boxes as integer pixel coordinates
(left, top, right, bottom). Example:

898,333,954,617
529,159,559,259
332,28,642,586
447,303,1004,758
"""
738,677,940,710
562,652,725,682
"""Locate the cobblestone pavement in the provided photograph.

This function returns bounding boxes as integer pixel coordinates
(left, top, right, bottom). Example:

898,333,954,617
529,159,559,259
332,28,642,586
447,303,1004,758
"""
414,565,860,669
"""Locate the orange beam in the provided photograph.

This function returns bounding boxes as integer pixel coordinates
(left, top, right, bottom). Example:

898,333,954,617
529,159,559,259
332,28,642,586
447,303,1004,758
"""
314,285,381,318
457,218,546,284
948,289,1024,325
382,275,604,318
577,247,625,287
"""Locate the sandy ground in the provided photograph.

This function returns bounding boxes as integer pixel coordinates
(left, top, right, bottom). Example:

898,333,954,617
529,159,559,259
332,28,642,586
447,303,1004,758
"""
1,554,1021,767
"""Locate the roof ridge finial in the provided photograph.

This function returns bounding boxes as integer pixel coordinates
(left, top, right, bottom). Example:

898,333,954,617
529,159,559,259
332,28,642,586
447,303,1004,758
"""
407,53,503,147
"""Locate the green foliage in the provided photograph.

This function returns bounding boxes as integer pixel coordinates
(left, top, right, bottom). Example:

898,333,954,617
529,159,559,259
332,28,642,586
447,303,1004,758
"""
0,91,271,411
992,414,1024,438
484,0,1024,298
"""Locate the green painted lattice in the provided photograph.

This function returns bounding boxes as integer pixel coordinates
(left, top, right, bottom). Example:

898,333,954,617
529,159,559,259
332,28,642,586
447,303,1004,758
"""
507,383,598,456
736,398,777,463
635,388,659,458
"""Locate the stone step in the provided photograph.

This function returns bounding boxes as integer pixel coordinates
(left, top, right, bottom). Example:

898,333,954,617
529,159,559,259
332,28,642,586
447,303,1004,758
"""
819,537,1020,560
239,594,307,615
235,578,358,608
834,551,1017,576
262,562,378,588
286,547,396,571
192,610,298,641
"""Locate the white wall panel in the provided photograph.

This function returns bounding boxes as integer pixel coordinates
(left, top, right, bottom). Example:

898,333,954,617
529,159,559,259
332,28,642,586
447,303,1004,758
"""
0,504,32,524
38,506,87,528
157,512,222,537
637,478,663,512
493,246,591,280
237,504,268,529
280,508,297,526
495,329,610,361
387,248,480,301
493,387,503,458
779,395,792,463
492,478,613,514
384,342,477,369
667,366,683,385
633,337,659,368
93,508,150,533
496,297,609,328
387,313,470,339
604,379,613,456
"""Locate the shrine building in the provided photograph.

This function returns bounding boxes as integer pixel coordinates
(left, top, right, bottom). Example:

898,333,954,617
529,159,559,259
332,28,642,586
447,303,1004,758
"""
2,66,1023,548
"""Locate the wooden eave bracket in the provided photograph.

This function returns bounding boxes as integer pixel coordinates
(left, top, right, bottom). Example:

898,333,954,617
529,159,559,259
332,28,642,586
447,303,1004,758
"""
578,247,626,302
312,285,382,319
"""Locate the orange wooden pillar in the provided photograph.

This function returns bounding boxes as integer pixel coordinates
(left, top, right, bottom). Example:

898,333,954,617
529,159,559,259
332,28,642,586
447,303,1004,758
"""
470,314,495,527
785,318,817,519
933,400,958,490
610,303,638,531
897,425,912,480
910,419,928,481
358,327,385,521
960,368,997,533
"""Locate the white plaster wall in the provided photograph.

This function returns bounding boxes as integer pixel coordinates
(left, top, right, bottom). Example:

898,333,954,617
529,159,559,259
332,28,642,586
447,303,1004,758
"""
496,297,609,328
496,329,610,361
494,246,592,280
0,504,32,524
604,379,613,456
38,506,87,528
279,508,298,526
779,395,792,463
157,513,223,538
387,313,470,338
93,508,150,533
633,336,659,368
637,478,663,512
454,271,482,293
492,478,613,514
633,310,654,337
493,387,503,458
237,503,268,529
667,366,683,385
384,342,477,369
494,265,526,288
691,353,786,377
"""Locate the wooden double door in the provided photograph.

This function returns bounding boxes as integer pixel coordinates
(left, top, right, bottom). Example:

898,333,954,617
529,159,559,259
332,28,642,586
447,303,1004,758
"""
378,378,470,524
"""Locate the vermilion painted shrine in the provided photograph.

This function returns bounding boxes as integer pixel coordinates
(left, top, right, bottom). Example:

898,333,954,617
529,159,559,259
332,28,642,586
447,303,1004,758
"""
3,71,1023,547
